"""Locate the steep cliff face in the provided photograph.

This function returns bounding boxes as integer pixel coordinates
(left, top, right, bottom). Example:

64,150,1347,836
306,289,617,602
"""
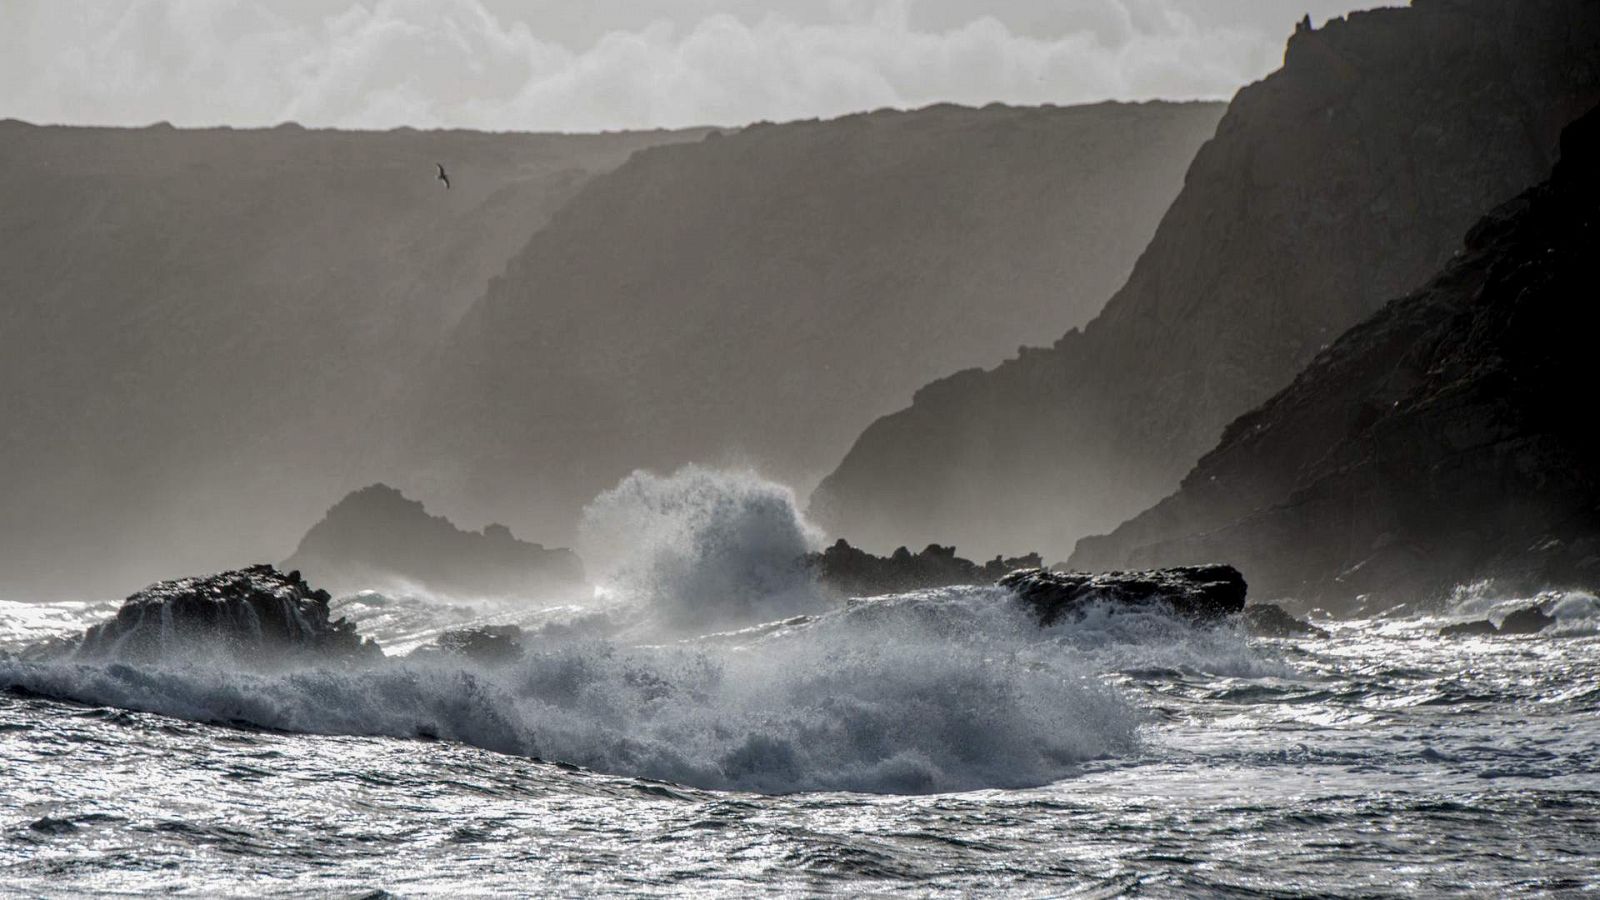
811,0,1600,561
0,122,693,599
1072,106,1600,610
412,101,1225,543
284,484,583,598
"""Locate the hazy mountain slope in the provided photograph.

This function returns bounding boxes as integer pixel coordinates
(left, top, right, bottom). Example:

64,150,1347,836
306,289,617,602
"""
810,0,1600,561
0,122,697,599
416,101,1226,542
1071,107,1600,610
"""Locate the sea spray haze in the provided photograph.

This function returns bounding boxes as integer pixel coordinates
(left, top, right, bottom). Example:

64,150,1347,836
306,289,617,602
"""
578,467,828,633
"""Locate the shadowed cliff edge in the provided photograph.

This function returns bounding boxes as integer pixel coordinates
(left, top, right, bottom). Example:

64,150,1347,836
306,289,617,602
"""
1072,106,1600,612
811,0,1600,563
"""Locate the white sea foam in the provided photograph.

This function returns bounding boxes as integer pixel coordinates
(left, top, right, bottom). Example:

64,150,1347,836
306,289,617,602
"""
1445,585,1600,635
578,466,829,635
0,467,1284,794
1,585,1149,793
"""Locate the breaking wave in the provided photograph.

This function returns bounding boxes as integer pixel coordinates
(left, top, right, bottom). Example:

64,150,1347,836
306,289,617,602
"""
2,586,1159,793
578,466,828,634
0,467,1281,794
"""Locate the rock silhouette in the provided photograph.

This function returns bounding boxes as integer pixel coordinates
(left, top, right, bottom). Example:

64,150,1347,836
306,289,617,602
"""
999,565,1247,626
21,565,379,665
809,539,1042,596
284,484,583,598
1440,605,1556,638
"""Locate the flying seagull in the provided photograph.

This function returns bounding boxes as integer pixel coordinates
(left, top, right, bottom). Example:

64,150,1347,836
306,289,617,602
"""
436,163,450,190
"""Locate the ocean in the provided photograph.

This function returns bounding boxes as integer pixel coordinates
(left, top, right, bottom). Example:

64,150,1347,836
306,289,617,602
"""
2,472,1598,896
3,584,1598,896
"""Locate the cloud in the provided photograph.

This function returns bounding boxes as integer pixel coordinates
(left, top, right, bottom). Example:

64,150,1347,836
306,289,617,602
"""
1,0,1390,131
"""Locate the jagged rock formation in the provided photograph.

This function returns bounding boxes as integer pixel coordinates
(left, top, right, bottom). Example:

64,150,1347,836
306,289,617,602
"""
1072,107,1600,609
0,121,700,600
999,565,1246,626
283,484,583,597
809,539,1042,596
21,565,379,664
413,101,1225,544
811,0,1600,562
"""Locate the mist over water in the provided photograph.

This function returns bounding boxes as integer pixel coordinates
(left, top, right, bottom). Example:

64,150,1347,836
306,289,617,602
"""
579,466,829,634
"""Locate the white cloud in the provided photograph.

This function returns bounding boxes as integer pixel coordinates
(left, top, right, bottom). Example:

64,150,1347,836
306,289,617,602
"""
0,0,1395,131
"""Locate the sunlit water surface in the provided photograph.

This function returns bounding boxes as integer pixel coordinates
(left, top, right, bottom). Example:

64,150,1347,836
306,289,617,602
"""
3,589,1598,897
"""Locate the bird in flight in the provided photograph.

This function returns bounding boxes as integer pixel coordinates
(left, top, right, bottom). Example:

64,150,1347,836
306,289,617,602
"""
436,163,450,190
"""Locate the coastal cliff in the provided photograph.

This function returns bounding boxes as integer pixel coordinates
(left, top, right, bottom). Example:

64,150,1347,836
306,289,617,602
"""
1072,107,1600,609
811,0,1600,562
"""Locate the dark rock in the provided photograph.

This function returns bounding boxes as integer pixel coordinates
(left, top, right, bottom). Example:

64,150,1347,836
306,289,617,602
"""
283,484,584,598
24,565,380,665
999,565,1246,626
1072,105,1600,610
809,538,1042,596
812,0,1600,565
1497,605,1556,635
1242,604,1329,638
1441,619,1499,638
434,625,526,664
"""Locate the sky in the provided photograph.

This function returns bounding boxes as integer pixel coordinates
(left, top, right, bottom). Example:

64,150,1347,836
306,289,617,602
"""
2,0,1400,133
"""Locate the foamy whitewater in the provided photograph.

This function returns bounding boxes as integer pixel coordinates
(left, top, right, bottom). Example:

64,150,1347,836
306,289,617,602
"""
2,470,1598,895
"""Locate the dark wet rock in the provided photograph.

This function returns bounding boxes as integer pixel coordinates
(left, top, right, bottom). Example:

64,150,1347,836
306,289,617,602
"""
1072,105,1600,611
1440,619,1500,638
27,817,80,836
434,625,526,664
999,565,1246,626
1497,605,1556,635
1242,604,1329,638
809,538,1042,596
24,565,380,664
812,0,1600,565
284,484,584,598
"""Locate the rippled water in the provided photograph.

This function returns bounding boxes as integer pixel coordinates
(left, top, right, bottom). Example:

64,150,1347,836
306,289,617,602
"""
3,587,1598,897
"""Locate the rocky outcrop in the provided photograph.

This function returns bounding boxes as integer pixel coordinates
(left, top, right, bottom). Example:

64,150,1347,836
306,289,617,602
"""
809,539,1042,596
414,101,1225,546
1072,107,1600,610
1439,619,1500,638
1441,605,1556,638
22,565,379,664
999,565,1246,626
283,484,583,597
811,0,1600,563
1242,604,1329,639
0,121,700,601
1499,606,1559,635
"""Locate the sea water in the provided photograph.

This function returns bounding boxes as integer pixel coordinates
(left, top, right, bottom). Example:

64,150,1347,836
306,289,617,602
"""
2,471,1597,895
